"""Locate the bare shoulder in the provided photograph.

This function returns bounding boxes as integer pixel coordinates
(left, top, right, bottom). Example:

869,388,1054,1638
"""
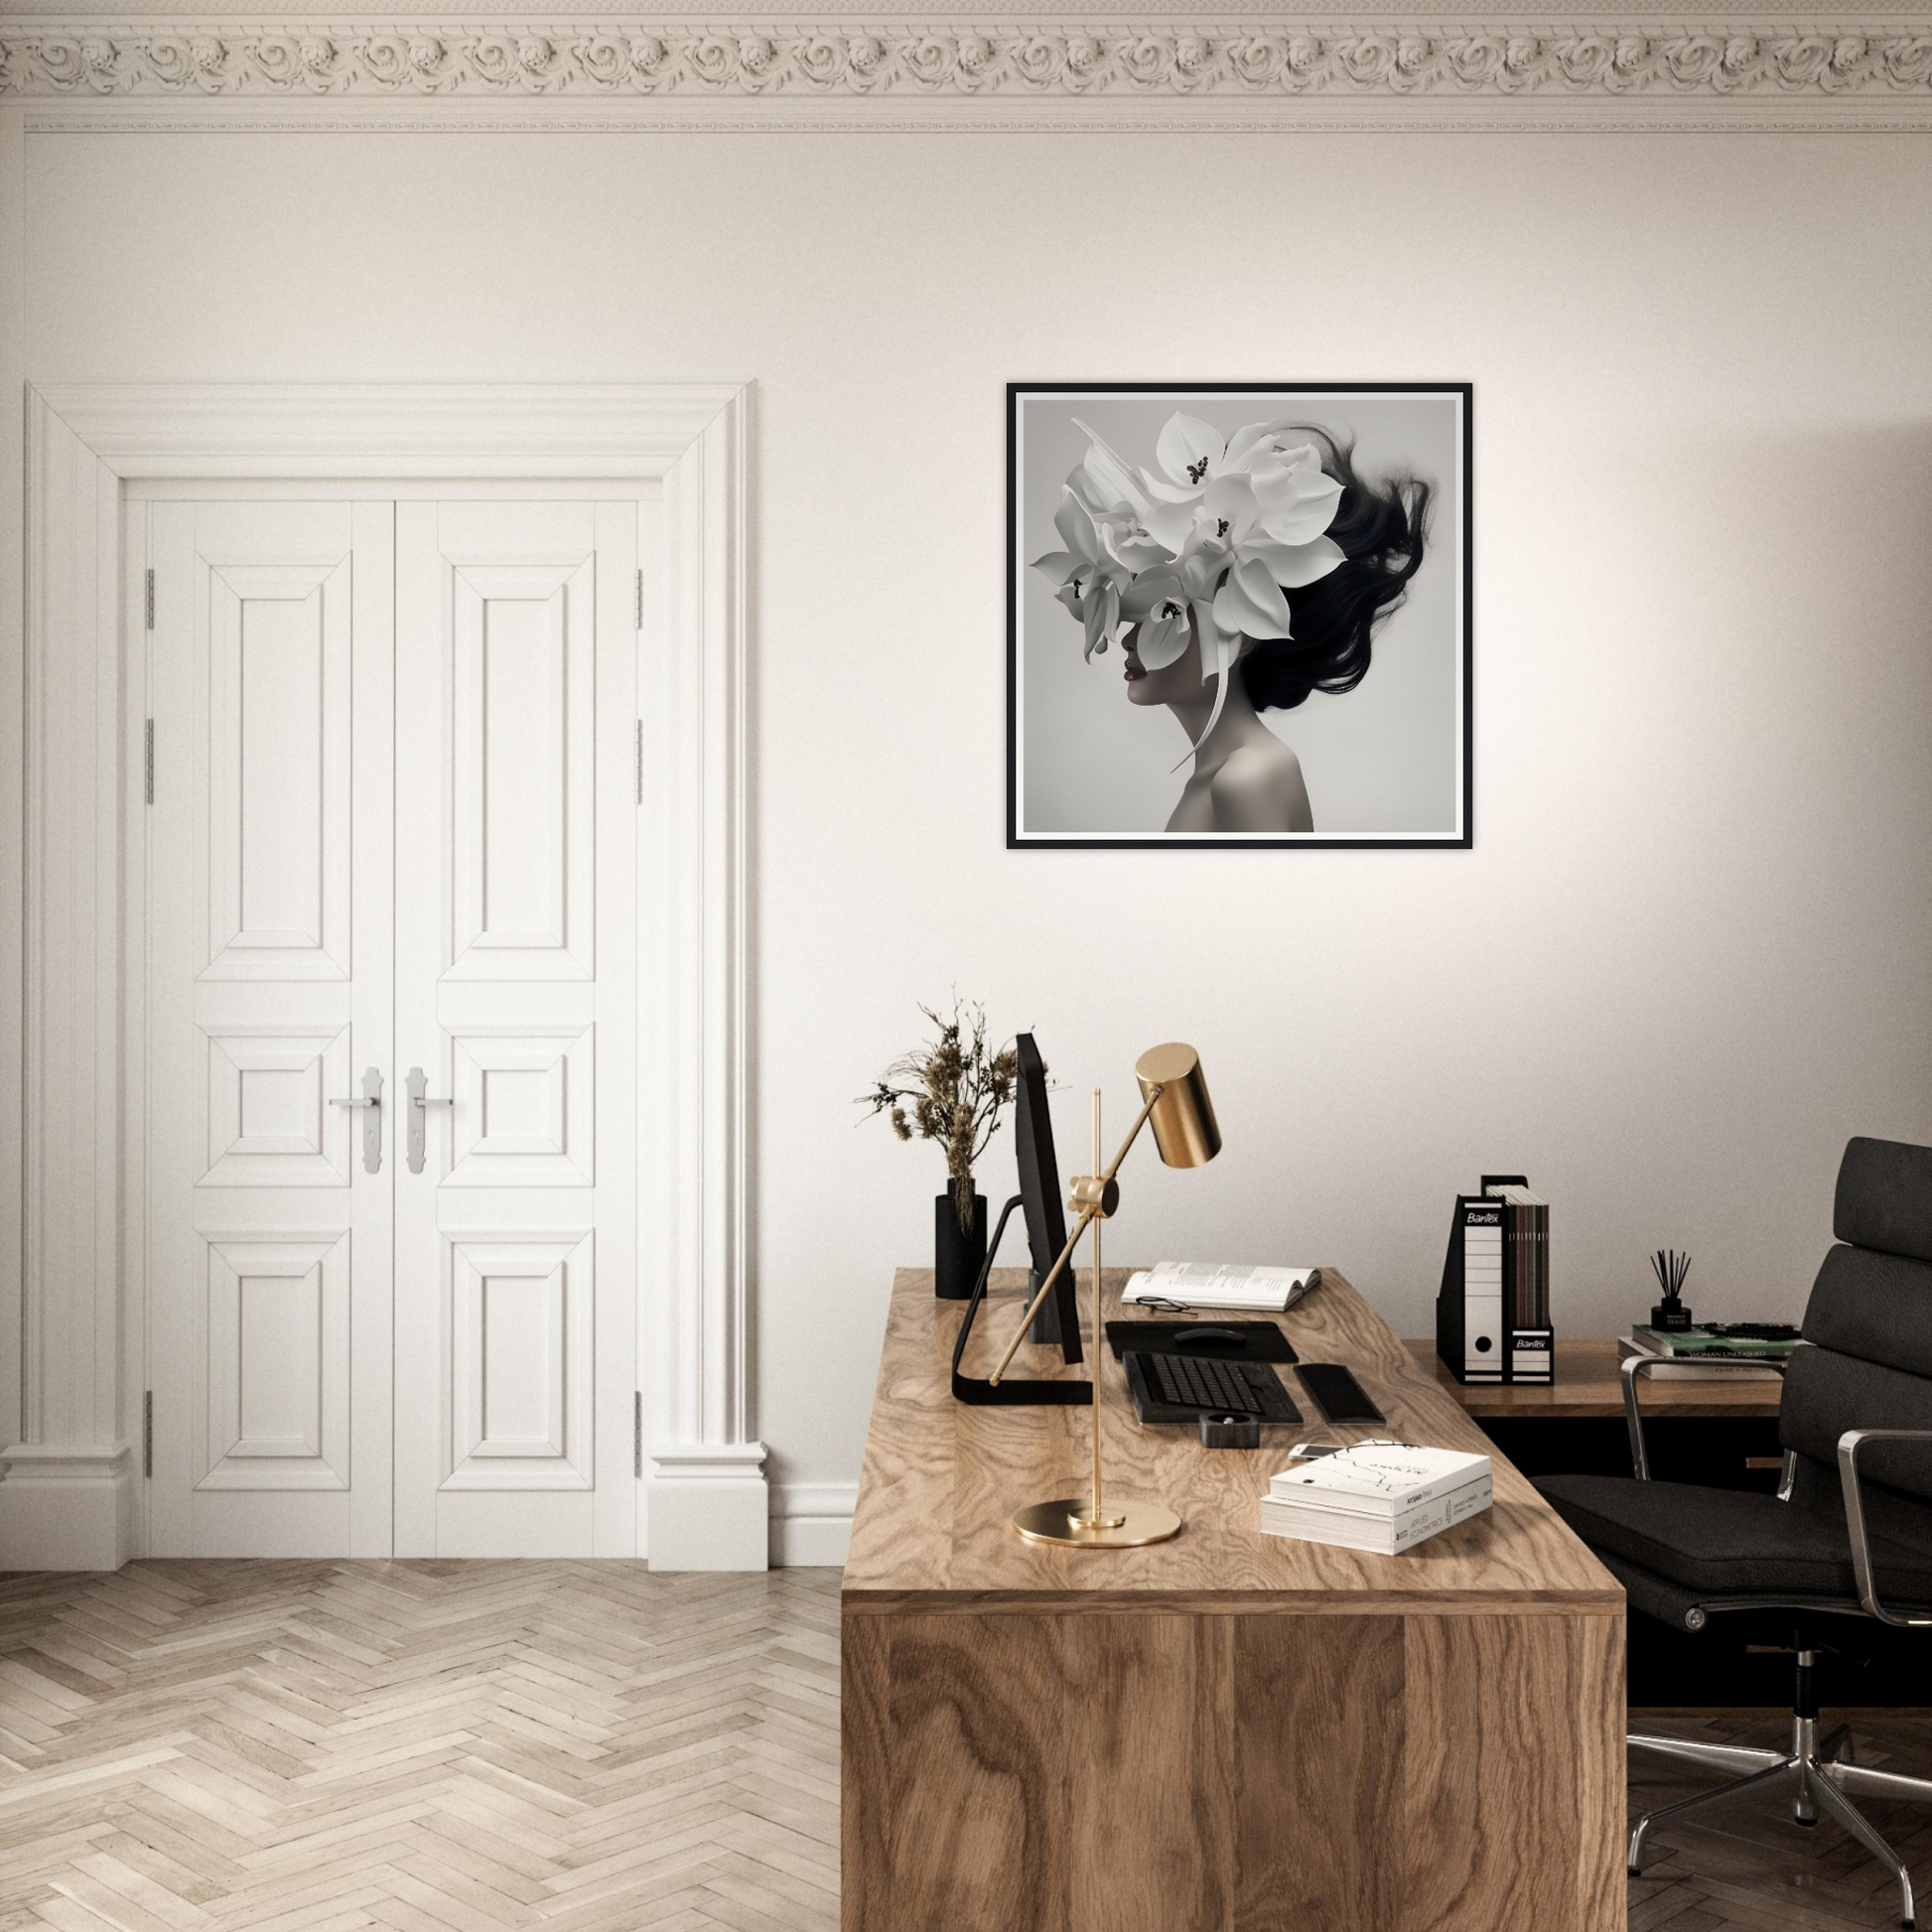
1210,741,1312,834
1212,740,1303,796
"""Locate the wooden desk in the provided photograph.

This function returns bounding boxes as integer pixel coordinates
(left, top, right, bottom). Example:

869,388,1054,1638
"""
1407,1337,1783,1419
843,1269,1625,1932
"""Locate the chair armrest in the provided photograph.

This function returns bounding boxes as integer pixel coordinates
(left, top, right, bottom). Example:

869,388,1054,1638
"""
1838,1429,1932,1627
1621,1351,1788,1481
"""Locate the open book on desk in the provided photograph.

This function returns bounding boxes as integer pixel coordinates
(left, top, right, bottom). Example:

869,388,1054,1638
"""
1122,1261,1319,1313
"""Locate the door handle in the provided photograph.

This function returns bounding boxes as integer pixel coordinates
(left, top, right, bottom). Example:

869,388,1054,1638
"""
405,1066,454,1175
329,1066,385,1174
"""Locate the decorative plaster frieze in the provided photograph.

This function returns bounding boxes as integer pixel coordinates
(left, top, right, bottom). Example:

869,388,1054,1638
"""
2,19,1931,105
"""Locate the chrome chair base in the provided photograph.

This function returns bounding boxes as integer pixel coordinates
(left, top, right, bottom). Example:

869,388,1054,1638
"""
1630,1713,1932,1928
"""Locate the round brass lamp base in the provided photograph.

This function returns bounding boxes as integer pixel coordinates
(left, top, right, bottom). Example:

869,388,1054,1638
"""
1012,1497,1182,1549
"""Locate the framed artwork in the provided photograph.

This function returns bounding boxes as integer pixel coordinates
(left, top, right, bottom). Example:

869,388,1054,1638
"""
1008,382,1471,848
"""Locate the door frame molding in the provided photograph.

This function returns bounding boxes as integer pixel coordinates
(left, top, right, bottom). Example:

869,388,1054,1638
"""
4,381,763,1570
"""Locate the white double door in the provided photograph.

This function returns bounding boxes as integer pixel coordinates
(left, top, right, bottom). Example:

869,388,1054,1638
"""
147,494,638,1557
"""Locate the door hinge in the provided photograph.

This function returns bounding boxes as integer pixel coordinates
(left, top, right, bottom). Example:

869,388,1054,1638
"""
635,568,644,631
635,721,644,805
144,720,155,805
633,1392,643,1479
144,568,155,630
143,1391,153,1477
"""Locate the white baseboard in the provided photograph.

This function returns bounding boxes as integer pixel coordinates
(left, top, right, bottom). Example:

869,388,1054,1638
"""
0,1443,136,1571
0,1440,852,1574
770,1481,855,1568
646,1441,769,1571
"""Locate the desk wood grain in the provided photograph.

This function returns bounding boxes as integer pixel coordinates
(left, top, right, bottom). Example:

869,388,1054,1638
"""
843,1267,1621,1613
841,1268,1625,1932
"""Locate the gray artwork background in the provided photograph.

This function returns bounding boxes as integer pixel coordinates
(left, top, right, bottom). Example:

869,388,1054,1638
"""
1017,391,1462,838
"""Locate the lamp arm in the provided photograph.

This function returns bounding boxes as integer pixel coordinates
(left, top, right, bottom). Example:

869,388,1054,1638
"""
986,1205,1095,1389
1097,1086,1164,1187
987,1086,1165,1387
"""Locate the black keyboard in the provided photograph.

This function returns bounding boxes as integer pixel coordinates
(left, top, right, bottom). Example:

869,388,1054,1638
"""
1125,1350,1302,1424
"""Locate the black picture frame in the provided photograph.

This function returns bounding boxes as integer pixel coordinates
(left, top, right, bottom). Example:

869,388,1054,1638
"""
1007,381,1473,850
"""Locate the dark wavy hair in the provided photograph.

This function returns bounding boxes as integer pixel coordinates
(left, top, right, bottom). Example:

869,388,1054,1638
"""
1239,428,1432,714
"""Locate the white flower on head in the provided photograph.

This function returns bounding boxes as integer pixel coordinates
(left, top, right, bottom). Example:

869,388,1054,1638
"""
1030,485,1144,659
1143,412,1246,500
1239,431,1346,546
1069,417,1157,520
1035,410,1353,759
1144,430,1346,578
1119,563,1213,670
1213,556,1298,642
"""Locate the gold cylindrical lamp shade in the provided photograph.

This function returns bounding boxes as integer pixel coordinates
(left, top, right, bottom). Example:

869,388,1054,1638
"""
1134,1042,1221,1170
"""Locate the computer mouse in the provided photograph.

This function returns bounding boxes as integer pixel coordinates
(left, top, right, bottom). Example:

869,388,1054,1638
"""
1175,1326,1247,1350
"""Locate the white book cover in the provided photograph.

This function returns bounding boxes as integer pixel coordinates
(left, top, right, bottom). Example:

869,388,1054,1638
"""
1261,1473,1494,1530
1260,1473,1493,1555
1269,1442,1491,1516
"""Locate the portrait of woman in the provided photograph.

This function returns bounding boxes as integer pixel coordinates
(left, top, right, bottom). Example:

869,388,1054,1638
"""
1008,385,1470,848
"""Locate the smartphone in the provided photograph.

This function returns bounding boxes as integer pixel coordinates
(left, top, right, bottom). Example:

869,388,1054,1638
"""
1296,1363,1386,1426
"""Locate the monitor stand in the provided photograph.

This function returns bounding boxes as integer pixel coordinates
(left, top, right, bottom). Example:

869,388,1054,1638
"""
950,1195,1091,1407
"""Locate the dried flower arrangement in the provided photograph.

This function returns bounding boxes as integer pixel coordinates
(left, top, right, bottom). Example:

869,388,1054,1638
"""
860,999,1021,1232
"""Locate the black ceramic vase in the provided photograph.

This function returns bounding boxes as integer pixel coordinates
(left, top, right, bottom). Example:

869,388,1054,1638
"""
934,1180,988,1300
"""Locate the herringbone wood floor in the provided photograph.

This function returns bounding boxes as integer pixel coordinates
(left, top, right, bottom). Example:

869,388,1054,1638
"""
3,1562,1931,1930
0,1562,840,1932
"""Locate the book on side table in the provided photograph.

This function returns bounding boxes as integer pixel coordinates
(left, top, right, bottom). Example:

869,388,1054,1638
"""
1618,1323,1798,1382
1257,1442,1493,1555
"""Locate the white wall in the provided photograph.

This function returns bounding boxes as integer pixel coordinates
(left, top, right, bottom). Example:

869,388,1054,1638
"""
20,127,1932,1543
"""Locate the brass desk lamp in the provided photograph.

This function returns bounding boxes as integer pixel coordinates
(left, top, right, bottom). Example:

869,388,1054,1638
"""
987,1042,1221,1549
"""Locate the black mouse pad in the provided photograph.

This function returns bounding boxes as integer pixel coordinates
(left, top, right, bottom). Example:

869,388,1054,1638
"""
1104,1319,1298,1364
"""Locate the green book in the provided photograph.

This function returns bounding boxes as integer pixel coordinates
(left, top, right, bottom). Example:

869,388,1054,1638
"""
1631,1325,1799,1360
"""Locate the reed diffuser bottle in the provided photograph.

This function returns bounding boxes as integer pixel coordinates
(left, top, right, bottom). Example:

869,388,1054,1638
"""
1649,1248,1694,1331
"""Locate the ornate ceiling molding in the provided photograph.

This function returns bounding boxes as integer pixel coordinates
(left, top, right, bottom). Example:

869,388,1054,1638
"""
3,16,1930,121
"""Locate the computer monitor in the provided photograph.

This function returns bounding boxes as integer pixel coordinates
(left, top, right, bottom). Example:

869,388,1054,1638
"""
1013,1034,1083,1364
948,1031,1089,1406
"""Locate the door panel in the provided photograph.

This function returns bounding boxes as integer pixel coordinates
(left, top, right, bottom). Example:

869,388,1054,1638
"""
148,501,395,1557
393,501,637,1557
446,1231,594,1488
204,564,352,978
445,1026,596,1187
449,564,595,978
200,1232,350,1489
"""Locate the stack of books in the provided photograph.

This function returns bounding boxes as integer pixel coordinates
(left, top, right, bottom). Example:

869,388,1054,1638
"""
1617,1323,1798,1381
1258,1443,1493,1555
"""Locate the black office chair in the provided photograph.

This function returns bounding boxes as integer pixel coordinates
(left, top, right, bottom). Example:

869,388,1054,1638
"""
1537,1136,1932,1930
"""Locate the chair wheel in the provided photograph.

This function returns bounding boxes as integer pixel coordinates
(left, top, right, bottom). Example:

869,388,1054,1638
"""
1627,1868,1641,1878
1796,1816,1818,1829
